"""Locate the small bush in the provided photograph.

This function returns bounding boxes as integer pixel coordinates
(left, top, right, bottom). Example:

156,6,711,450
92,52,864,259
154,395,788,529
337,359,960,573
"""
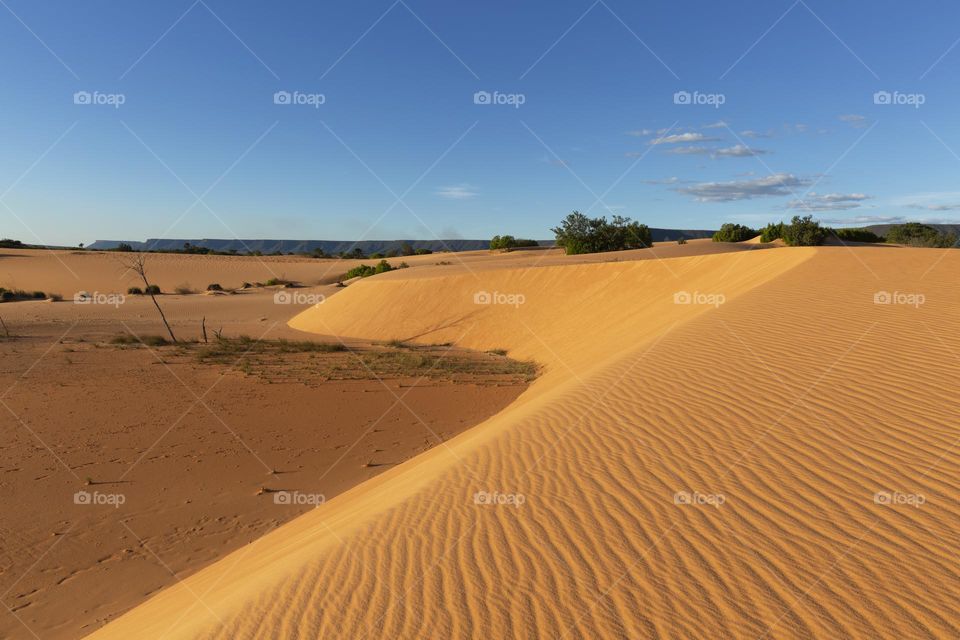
111,334,169,346
490,235,539,251
127,286,143,295
781,215,827,246
48,293,63,302
712,223,758,243
144,284,161,295
0,289,47,302
398,261,409,269
414,248,433,255
345,259,394,279
174,284,196,295
677,237,687,245
206,283,223,291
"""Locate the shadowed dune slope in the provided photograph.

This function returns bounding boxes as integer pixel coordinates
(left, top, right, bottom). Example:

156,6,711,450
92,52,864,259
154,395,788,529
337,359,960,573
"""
90,247,960,639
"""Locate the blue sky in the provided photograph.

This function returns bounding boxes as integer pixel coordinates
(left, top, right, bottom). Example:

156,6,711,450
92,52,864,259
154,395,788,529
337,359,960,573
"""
2,0,960,246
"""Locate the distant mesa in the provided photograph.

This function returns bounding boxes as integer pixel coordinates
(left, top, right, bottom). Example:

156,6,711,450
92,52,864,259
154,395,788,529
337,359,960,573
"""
86,230,716,254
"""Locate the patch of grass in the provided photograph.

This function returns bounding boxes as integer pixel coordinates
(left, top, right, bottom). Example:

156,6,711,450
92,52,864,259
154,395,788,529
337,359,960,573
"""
487,348,508,356
193,336,346,363
174,284,197,295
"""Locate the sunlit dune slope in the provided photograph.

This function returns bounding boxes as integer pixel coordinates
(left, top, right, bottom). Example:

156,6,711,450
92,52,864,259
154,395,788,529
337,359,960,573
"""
90,246,960,639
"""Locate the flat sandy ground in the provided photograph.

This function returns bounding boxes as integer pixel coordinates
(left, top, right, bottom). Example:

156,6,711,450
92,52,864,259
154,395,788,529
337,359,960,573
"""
0,287,532,638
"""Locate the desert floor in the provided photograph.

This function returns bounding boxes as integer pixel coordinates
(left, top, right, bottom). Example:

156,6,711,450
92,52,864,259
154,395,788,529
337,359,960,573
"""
5,240,960,639
0,255,540,639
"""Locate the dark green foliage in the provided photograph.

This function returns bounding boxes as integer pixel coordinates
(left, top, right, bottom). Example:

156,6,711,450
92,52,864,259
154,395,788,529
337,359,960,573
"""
0,238,25,248
414,248,433,255
0,288,47,302
490,235,540,250
832,228,883,243
781,215,827,246
677,237,687,245
712,223,758,243
345,259,395,279
114,243,134,252
144,284,161,295
759,222,784,242
552,211,653,255
127,286,143,295
885,223,958,248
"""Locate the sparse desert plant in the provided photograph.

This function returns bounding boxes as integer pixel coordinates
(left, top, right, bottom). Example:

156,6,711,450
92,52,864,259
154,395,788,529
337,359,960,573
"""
174,284,196,295
345,259,394,280
122,254,176,343
677,237,687,245
206,283,223,291
712,223,757,243
111,334,169,347
127,286,143,295
781,215,827,246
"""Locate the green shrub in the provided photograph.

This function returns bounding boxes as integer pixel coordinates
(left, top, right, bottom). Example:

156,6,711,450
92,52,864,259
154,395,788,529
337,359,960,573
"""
127,286,143,295
345,260,395,280
885,223,957,248
144,284,161,295
677,237,687,245
832,228,883,243
712,223,758,243
206,283,223,291
781,215,827,246
552,211,653,255
490,235,539,250
759,222,784,242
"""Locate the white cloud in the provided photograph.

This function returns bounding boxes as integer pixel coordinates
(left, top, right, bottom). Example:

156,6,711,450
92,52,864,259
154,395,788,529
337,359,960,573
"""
701,120,729,129
787,192,871,212
907,202,960,211
649,132,719,145
740,130,773,139
641,176,683,185
821,215,905,225
435,184,478,200
838,114,868,128
714,144,771,157
677,173,811,202
626,127,673,137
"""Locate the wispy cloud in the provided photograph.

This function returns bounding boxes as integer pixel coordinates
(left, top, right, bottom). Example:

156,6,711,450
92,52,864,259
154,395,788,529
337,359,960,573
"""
664,145,711,155
715,144,771,157
626,127,673,137
740,129,773,139
650,132,719,145
821,215,905,225
677,173,810,202
838,114,868,128
641,176,685,185
787,192,871,211
702,120,729,129
435,184,478,200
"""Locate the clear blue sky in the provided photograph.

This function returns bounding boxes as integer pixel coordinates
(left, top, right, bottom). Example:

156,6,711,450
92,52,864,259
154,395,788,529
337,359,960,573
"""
2,0,960,246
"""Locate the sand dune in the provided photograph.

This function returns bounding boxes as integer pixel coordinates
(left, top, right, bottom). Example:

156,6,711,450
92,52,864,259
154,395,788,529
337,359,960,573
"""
88,246,960,639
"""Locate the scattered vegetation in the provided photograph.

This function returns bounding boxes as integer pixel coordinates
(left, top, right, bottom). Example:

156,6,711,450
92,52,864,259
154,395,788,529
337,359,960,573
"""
490,235,539,250
0,238,25,249
759,222,785,242
677,237,687,245
712,223,758,243
885,223,957,248
0,288,48,302
206,283,223,291
832,228,883,243
127,286,143,295
344,260,395,279
552,211,653,255
174,284,196,295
